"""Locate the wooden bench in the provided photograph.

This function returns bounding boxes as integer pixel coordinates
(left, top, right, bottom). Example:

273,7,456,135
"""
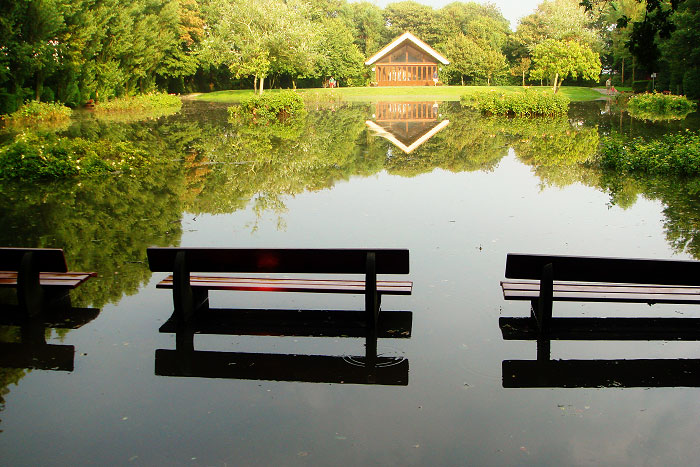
0,247,96,316
500,253,700,333
146,247,412,327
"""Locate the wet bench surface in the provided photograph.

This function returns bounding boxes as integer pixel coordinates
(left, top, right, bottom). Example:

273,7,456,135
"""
0,247,96,316
500,253,700,332
147,247,412,325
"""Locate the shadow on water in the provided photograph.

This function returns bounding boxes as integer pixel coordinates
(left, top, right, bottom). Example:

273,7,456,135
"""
501,317,700,388
155,308,412,386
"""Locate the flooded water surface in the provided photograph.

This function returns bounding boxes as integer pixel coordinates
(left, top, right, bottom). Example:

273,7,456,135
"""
1,99,700,465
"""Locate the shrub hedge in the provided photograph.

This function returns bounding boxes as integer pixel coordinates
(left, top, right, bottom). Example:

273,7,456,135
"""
0,131,153,180
230,90,306,123
2,101,72,124
598,130,700,175
94,92,182,113
627,92,696,121
460,89,569,117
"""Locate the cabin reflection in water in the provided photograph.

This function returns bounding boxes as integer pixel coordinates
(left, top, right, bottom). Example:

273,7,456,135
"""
366,101,449,154
500,316,700,388
155,308,412,386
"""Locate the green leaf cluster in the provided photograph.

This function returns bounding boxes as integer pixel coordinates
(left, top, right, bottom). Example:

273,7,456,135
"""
627,92,696,121
3,101,72,125
0,131,154,180
529,39,601,93
598,130,700,175
230,90,307,123
94,93,182,113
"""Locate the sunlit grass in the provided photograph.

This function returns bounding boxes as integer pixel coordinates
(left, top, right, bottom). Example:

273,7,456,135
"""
194,85,603,104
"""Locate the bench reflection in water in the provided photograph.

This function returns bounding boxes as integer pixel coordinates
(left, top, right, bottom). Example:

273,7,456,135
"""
500,318,700,388
155,308,412,386
0,305,100,372
499,253,700,388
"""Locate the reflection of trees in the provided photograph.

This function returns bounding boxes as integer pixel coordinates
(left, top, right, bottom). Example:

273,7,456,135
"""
507,117,600,188
0,118,201,308
383,105,510,177
600,174,700,260
0,167,184,309
187,105,381,215
0,328,26,425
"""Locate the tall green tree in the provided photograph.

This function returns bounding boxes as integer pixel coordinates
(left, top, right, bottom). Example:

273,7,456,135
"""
529,38,601,92
513,0,601,58
382,2,440,46
347,2,385,57
660,0,700,97
581,0,687,72
444,34,508,85
436,2,511,50
201,0,318,94
314,18,365,86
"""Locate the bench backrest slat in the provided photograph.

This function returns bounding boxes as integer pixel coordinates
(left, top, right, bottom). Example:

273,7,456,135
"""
505,253,700,286
147,248,409,274
0,248,68,273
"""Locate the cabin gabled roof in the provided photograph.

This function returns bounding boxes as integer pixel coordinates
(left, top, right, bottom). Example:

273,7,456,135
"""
365,119,450,154
365,32,450,66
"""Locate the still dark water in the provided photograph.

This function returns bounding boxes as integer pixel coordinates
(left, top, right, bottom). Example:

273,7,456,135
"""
2,98,700,465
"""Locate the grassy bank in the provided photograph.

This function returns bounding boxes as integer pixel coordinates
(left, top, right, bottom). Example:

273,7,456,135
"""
195,86,602,104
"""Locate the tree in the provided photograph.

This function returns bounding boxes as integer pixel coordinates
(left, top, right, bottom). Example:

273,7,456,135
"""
313,18,365,86
511,57,532,86
347,2,385,57
581,0,687,72
513,0,601,58
660,0,700,97
444,34,508,85
382,2,440,46
200,0,318,94
530,39,601,92
436,2,511,50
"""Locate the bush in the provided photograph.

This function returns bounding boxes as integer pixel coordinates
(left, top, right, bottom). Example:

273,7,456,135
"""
627,92,696,121
92,93,182,122
0,131,153,180
598,130,700,175
461,89,569,117
230,90,306,123
95,92,182,113
2,101,72,125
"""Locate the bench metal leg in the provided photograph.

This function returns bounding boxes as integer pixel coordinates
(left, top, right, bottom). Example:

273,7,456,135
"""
173,252,209,323
365,252,379,332
531,263,553,334
536,336,551,361
17,252,43,317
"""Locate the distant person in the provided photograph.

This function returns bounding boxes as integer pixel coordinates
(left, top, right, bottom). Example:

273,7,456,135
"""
605,78,611,92
433,70,439,86
329,77,336,88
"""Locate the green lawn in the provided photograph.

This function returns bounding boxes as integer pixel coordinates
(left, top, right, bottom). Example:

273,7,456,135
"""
193,85,604,104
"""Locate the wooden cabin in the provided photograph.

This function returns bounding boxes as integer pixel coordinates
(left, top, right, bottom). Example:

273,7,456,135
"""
365,32,449,86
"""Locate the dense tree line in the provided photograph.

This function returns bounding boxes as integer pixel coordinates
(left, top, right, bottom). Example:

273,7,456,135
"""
1,0,697,113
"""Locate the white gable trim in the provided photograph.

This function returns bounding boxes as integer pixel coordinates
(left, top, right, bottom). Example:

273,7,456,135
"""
365,32,449,66
365,119,450,154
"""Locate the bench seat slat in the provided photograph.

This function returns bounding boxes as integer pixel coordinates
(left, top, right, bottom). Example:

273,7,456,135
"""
156,275,412,295
503,280,700,294
502,280,700,304
0,271,97,289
